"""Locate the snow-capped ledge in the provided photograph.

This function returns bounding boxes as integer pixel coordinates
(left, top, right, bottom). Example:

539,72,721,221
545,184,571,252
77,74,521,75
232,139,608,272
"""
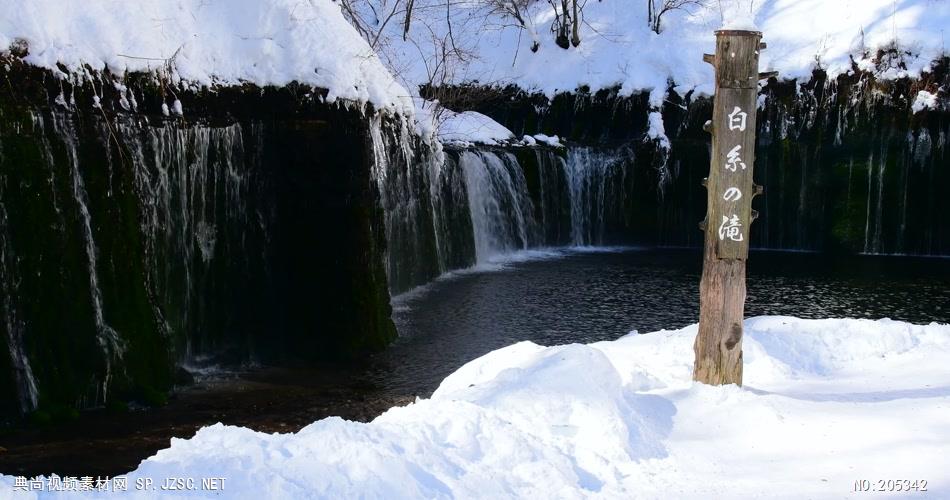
436,109,564,149
5,316,947,498
0,0,413,115
912,90,943,114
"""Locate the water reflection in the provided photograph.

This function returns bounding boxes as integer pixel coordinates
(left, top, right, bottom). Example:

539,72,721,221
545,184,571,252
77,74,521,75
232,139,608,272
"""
370,248,950,397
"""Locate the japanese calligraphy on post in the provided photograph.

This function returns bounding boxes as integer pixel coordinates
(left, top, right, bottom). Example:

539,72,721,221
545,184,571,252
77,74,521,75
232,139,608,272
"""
705,37,759,260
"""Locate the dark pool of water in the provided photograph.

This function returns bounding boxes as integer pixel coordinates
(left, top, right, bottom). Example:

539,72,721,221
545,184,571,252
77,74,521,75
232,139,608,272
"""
3,248,948,476
368,248,950,396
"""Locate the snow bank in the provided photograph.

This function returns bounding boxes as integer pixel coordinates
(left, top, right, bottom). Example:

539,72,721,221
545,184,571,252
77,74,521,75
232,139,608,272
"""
5,316,948,498
0,0,412,113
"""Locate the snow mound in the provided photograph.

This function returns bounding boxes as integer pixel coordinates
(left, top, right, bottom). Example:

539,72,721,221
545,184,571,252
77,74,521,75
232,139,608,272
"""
912,90,941,113
0,0,412,113
530,133,563,148
434,110,565,147
5,316,949,498
719,0,758,31
438,110,515,146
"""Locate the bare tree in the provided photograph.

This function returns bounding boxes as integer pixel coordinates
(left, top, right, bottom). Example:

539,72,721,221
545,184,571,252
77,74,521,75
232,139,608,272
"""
341,0,589,58
547,0,584,49
482,0,587,51
548,0,570,48
570,0,581,47
484,0,542,52
336,0,484,126
648,0,704,34
402,0,415,40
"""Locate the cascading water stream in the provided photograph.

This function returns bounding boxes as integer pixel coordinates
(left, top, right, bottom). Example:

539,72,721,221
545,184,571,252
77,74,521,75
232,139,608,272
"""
562,147,628,246
49,113,124,402
123,121,252,357
4,107,265,414
370,118,635,293
0,59,945,420
460,150,537,262
0,164,39,414
873,144,888,254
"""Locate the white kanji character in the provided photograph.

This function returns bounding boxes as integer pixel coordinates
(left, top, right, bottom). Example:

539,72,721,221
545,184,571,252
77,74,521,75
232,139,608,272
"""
62,476,78,491
113,476,129,492
725,145,747,172
13,477,28,491
718,215,744,242
78,476,94,491
728,106,748,131
46,474,63,491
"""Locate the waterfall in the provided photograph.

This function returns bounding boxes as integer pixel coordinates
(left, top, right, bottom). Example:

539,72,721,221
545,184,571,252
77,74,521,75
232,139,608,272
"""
562,147,628,246
460,150,536,262
869,144,888,254
0,107,266,415
48,113,124,402
371,117,634,293
120,120,259,359
864,153,874,254
369,117,446,292
0,173,39,414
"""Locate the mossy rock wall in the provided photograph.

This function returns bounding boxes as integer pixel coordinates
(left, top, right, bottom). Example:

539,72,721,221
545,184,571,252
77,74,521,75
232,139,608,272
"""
0,60,396,423
432,58,950,255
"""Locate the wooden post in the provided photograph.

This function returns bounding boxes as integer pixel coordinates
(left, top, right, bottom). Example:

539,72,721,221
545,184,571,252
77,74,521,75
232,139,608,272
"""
693,30,768,386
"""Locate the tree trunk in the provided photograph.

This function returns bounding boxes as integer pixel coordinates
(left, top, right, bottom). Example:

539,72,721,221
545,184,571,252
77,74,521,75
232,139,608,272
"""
571,0,581,47
556,0,570,49
694,242,747,384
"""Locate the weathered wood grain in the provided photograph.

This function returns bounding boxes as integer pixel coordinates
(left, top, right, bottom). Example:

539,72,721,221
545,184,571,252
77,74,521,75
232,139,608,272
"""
693,30,764,386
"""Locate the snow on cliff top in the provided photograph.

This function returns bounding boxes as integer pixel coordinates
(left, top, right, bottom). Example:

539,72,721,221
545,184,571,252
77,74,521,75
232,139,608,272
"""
5,316,948,498
438,110,515,146
0,0,413,113
4,1,944,117
378,0,950,100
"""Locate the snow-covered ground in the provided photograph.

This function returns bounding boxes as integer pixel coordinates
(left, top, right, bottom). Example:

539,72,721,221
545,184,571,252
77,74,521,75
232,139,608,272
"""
4,316,947,499
375,0,950,141
376,0,950,100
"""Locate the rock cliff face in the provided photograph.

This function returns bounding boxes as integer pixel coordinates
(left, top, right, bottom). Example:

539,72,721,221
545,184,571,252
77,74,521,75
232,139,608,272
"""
2,51,947,423
426,56,950,255
0,59,396,422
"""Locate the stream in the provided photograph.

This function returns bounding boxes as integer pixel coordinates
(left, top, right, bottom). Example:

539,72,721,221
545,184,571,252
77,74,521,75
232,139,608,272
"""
1,247,948,477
